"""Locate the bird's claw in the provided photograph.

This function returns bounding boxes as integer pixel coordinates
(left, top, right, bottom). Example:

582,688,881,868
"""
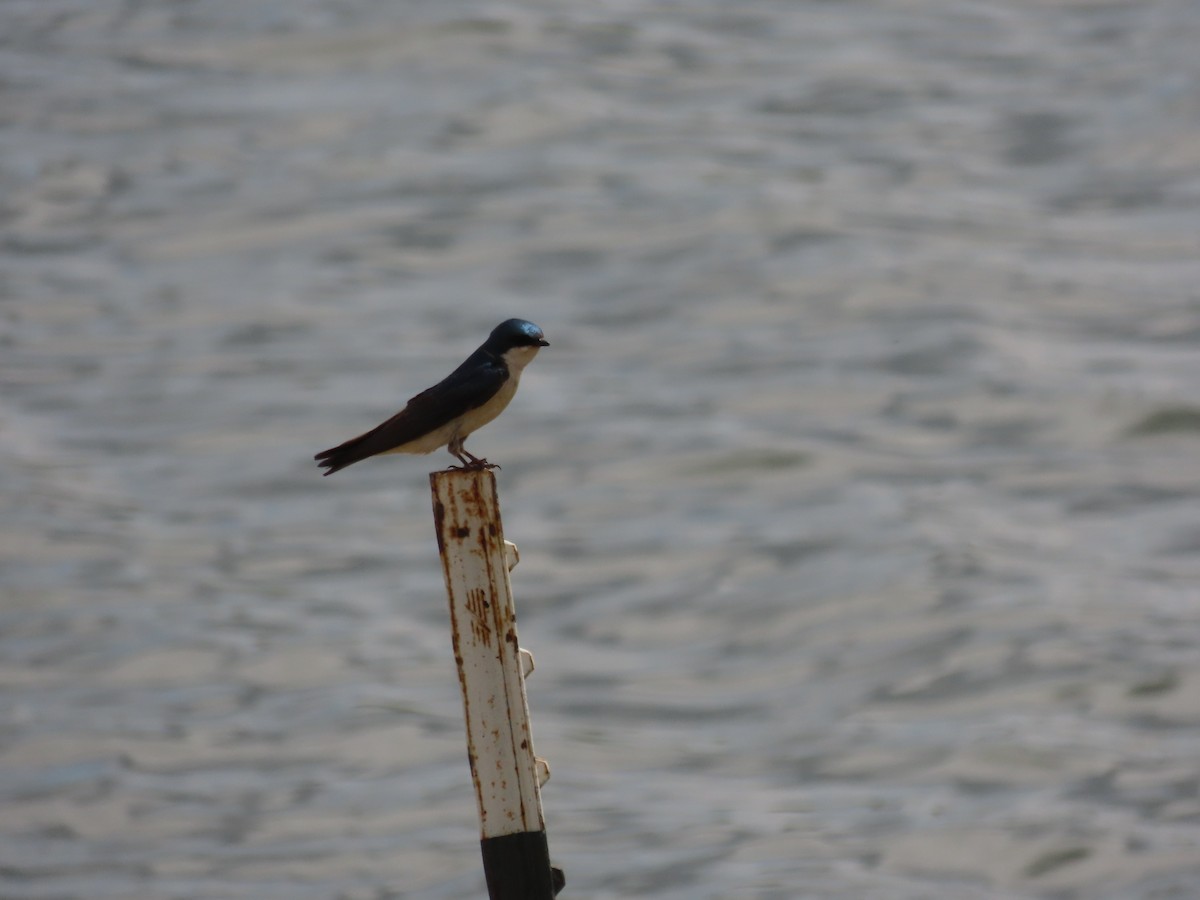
447,459,501,471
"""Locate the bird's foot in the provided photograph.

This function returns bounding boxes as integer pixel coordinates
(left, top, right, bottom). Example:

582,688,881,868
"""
447,453,501,471
446,461,501,471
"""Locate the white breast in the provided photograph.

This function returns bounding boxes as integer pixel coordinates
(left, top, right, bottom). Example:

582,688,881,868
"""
388,344,542,455
456,371,521,438
502,343,542,374
453,343,542,440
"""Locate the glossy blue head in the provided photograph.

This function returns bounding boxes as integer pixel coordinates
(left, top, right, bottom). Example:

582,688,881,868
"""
486,318,550,352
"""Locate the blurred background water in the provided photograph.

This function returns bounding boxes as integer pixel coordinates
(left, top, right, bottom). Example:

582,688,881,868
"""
3,1,1200,898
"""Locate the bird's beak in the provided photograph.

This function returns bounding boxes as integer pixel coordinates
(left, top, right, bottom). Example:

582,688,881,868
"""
538,339,550,347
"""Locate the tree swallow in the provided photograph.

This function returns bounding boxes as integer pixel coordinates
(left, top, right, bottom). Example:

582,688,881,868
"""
315,318,549,475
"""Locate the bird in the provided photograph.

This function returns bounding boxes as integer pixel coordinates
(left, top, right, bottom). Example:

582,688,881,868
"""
315,318,549,475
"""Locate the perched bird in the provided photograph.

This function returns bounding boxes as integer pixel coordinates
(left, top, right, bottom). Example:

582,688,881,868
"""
315,318,549,475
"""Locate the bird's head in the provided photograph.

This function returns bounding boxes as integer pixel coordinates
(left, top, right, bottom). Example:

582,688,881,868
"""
486,319,550,371
490,318,549,348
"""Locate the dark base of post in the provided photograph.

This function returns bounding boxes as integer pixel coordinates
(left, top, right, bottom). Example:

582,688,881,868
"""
480,831,564,898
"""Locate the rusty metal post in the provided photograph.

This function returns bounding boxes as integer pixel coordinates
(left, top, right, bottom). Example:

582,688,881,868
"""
430,468,562,899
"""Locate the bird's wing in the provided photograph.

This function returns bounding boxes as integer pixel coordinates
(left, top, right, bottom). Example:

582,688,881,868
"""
314,351,507,474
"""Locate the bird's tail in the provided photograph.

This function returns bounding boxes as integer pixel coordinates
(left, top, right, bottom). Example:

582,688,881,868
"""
314,434,375,476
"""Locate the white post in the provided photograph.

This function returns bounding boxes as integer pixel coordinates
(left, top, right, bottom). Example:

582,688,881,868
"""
430,468,560,899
